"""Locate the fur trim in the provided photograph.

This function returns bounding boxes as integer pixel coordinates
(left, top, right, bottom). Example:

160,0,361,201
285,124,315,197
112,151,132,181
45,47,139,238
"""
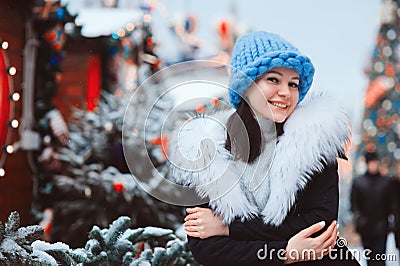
167,110,259,224
168,92,351,225
260,92,351,225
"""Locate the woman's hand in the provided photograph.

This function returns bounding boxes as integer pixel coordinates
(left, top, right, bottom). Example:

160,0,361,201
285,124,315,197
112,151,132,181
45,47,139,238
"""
284,220,338,264
184,207,228,238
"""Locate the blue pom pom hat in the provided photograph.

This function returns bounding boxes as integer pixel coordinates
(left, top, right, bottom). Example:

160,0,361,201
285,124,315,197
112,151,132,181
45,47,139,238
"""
228,31,315,109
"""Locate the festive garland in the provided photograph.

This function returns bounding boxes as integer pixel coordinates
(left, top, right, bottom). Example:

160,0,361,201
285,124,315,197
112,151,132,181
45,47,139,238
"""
0,40,19,177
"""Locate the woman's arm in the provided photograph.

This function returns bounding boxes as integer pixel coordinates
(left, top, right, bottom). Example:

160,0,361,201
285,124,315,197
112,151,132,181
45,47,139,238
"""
188,236,287,265
185,162,339,241
188,220,337,265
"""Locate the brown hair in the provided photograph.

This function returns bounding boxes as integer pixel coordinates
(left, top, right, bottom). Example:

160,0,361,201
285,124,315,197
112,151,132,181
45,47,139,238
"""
225,100,284,164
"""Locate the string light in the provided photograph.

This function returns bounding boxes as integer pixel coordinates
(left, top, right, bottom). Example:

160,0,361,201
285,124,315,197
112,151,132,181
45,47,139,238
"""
5,145,14,154
1,41,8,50
126,23,135,31
143,14,152,23
1,39,19,178
9,119,19,128
111,33,119,40
10,92,20,101
112,14,149,39
117,29,126,38
8,66,16,76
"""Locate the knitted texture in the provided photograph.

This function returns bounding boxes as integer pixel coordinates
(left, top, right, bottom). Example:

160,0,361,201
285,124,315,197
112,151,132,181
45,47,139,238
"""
228,31,315,109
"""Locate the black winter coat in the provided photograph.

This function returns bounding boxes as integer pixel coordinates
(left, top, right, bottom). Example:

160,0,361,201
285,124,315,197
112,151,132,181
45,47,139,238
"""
351,172,394,238
168,94,357,265
188,161,360,265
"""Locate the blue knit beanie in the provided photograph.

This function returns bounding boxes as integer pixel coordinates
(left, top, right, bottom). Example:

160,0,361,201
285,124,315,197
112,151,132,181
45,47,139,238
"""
228,31,315,109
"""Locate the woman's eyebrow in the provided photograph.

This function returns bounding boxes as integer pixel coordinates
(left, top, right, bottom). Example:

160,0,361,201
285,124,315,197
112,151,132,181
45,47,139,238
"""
266,70,300,80
266,70,283,76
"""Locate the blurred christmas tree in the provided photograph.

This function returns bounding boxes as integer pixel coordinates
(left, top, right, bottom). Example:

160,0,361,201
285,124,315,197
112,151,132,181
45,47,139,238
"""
32,92,184,248
357,0,400,176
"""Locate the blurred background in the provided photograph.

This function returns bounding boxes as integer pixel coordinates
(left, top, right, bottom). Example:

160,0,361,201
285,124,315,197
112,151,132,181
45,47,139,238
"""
0,0,399,265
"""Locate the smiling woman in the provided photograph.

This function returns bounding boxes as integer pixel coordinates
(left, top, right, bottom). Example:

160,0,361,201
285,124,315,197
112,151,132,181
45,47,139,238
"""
168,31,358,265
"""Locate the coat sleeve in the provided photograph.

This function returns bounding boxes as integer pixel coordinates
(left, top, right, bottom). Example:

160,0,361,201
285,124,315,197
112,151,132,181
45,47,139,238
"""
350,176,360,214
188,235,287,265
229,162,339,241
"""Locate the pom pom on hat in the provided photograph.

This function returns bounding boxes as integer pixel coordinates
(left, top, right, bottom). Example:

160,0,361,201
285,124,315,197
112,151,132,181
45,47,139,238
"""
228,31,315,109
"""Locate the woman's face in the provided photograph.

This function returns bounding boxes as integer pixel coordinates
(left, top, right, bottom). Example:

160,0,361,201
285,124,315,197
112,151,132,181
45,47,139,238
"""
243,67,300,122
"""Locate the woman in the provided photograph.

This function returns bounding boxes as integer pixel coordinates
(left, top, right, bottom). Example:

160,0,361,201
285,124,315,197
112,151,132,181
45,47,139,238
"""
168,31,358,265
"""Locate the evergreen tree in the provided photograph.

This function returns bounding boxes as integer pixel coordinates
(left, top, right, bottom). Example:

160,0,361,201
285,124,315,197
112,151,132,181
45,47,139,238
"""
0,212,197,265
357,0,400,175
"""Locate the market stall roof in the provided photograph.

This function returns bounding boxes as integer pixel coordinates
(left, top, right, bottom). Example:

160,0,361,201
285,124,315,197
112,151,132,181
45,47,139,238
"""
73,7,143,38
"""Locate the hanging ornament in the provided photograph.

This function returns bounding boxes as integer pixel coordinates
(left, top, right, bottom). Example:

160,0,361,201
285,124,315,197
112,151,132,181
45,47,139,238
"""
210,98,220,107
364,76,389,107
387,141,397,152
49,55,59,66
379,0,397,26
385,62,395,77
184,15,196,34
216,19,234,52
38,208,54,242
113,181,124,193
387,28,397,40
46,109,69,145
196,104,205,113
43,23,66,51
382,99,393,110
149,135,169,159
55,7,65,21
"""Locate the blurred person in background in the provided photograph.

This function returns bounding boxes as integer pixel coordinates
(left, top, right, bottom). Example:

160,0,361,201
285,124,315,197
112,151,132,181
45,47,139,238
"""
351,151,394,266
392,161,400,255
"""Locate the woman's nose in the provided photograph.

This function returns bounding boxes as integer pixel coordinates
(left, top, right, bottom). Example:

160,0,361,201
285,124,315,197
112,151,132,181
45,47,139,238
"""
277,85,291,98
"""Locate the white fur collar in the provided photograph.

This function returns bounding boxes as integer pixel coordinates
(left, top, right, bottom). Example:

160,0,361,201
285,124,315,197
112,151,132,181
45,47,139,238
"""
167,92,351,226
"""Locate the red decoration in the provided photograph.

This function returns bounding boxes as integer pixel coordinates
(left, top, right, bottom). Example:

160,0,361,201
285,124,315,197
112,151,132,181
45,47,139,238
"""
0,49,11,159
364,76,388,107
87,55,101,112
44,222,52,234
135,241,152,258
196,104,205,113
219,20,229,38
150,135,169,158
146,37,153,46
217,19,233,51
43,23,66,51
113,181,124,193
385,62,394,77
136,241,145,258
210,98,219,106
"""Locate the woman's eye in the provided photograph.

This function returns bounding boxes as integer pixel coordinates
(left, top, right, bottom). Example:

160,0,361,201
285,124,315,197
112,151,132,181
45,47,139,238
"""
267,77,279,83
289,82,299,89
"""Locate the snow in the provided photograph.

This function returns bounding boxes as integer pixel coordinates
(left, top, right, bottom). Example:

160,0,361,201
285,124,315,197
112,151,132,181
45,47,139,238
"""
73,8,143,38
32,240,70,251
142,227,173,237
